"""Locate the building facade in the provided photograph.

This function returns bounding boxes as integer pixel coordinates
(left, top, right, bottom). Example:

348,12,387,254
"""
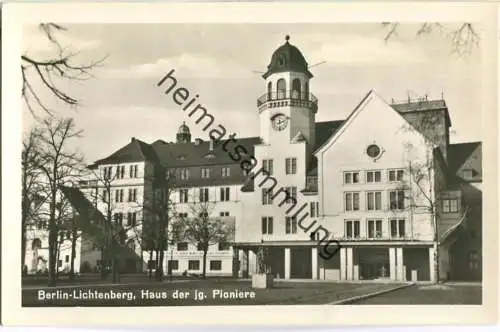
24,36,482,281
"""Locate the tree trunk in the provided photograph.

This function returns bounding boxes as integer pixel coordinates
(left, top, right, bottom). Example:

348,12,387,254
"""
21,226,27,275
148,248,153,280
70,217,77,279
48,221,57,286
157,249,165,281
100,247,107,279
202,250,207,279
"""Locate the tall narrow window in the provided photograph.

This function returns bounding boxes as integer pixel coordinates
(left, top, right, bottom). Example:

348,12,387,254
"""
292,78,301,99
389,169,405,182
285,216,297,234
199,188,209,202
345,192,360,211
390,219,405,238
201,168,210,179
179,189,188,203
261,217,273,235
368,219,383,238
262,188,273,205
285,187,297,203
389,190,405,210
310,202,319,217
221,167,230,177
345,220,360,238
277,79,286,99
366,171,382,183
367,192,382,211
262,159,273,175
220,187,230,201
267,81,272,100
285,158,297,175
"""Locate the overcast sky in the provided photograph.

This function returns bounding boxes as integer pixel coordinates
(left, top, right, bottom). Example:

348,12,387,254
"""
22,23,482,164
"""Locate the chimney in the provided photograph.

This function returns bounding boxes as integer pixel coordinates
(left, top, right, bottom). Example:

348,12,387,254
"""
209,138,214,151
194,138,203,146
131,137,135,142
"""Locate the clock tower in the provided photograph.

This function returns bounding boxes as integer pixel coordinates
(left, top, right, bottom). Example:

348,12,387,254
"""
257,36,318,157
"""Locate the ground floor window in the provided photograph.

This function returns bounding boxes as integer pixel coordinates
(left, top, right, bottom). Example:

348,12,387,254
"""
210,260,222,271
168,260,179,271
285,216,298,234
188,260,200,270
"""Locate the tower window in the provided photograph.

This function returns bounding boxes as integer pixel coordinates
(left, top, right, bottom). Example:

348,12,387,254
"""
277,79,286,99
292,78,301,100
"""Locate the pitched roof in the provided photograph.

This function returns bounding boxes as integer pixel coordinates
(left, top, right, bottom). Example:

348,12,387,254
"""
93,138,158,165
314,120,345,151
391,99,451,125
151,137,262,167
447,142,482,175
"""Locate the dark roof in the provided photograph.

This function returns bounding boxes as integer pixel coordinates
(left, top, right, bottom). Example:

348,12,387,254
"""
93,138,158,165
263,37,312,79
447,142,482,175
314,120,345,151
152,137,262,167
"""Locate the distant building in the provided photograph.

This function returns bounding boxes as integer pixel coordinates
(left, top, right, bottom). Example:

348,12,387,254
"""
24,36,482,281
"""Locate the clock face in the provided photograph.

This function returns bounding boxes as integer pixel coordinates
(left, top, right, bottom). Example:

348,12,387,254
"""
271,114,288,131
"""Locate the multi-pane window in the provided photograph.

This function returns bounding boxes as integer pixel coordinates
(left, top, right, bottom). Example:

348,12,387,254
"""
367,219,383,238
220,187,230,201
128,188,137,202
178,212,188,219
221,167,230,177
188,260,200,270
285,158,297,175
115,189,124,203
177,242,188,251
344,171,360,184
103,166,113,180
367,191,382,211
179,189,189,203
179,168,189,180
285,216,298,234
389,169,405,182
345,220,360,238
389,190,405,210
199,188,209,202
127,212,137,227
284,187,297,203
262,159,273,175
210,260,222,271
201,168,211,179
345,192,360,211
390,219,405,238
261,217,273,234
262,188,273,205
310,202,319,217
220,211,230,217
116,165,125,179
366,170,382,183
442,199,459,213
168,260,179,271
129,164,138,178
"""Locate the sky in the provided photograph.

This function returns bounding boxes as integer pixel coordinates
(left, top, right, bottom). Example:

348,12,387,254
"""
22,23,482,164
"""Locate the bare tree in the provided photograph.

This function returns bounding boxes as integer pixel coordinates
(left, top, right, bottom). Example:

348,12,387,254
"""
180,199,234,279
382,22,480,58
21,128,47,273
36,116,83,285
22,23,106,117
140,169,179,281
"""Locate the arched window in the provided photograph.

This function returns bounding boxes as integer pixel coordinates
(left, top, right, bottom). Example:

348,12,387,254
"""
304,82,309,101
277,79,286,99
267,81,272,101
292,79,301,100
32,238,42,250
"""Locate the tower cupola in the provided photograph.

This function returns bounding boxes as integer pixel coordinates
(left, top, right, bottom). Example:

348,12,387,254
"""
176,122,191,143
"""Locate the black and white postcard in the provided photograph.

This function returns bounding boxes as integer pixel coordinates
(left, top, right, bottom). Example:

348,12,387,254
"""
2,2,498,327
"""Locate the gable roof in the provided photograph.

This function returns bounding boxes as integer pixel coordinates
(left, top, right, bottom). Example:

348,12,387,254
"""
93,137,158,165
314,120,345,151
447,142,481,173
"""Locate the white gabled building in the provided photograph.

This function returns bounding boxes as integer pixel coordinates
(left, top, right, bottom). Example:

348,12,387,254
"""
234,36,482,282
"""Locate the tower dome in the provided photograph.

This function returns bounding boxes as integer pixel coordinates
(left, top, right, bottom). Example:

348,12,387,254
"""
176,122,191,143
262,35,313,79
